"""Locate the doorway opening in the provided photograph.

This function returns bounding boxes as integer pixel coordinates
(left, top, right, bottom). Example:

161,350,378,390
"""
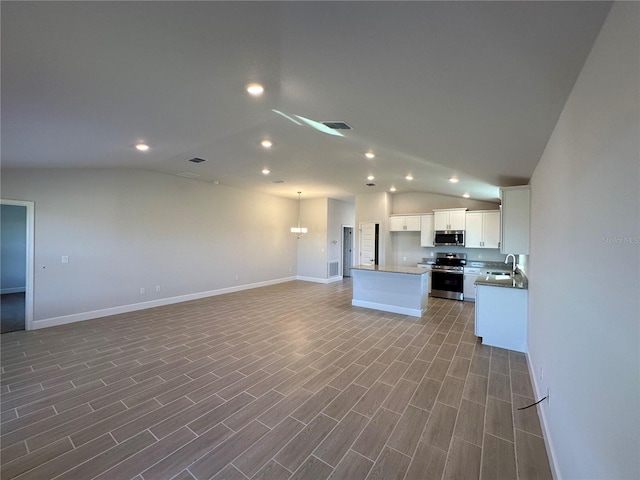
359,222,380,266
1,199,34,332
342,226,354,277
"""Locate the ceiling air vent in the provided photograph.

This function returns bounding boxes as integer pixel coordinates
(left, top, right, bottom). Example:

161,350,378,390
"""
272,180,285,184
322,121,352,130
366,183,376,187
188,157,207,163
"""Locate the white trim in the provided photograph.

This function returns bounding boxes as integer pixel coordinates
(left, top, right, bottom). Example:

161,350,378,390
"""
526,353,560,480
296,275,343,284
32,276,296,330
351,299,423,317
1,287,26,294
1,199,35,331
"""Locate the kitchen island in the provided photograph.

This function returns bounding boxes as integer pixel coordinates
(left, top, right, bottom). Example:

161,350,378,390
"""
351,265,429,317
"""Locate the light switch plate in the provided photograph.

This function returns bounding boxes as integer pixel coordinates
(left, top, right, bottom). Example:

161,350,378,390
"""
61,256,69,264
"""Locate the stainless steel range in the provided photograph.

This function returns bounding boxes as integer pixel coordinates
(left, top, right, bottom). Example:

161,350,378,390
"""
431,253,467,301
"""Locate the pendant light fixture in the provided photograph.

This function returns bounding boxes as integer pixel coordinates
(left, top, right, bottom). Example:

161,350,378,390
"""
291,191,308,239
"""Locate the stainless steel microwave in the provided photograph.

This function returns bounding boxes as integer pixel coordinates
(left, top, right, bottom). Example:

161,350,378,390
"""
434,230,465,246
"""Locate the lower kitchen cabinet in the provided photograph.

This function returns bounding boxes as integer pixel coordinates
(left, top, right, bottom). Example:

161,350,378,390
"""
475,284,527,352
463,267,481,301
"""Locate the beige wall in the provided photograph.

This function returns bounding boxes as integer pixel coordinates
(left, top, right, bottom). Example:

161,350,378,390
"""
2,168,299,326
528,3,639,478
391,191,498,214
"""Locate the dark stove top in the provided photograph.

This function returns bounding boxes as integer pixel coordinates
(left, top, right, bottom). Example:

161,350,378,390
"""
433,252,467,269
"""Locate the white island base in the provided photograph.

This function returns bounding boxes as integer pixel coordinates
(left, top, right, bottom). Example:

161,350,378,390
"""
351,265,429,317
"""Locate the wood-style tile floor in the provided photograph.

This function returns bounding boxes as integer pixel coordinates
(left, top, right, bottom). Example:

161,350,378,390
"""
0,279,552,480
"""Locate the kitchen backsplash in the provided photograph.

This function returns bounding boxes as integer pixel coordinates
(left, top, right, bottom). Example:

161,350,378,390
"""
390,232,508,266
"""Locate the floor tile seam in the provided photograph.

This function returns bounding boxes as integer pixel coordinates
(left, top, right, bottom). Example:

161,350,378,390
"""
513,426,545,440
1,368,70,389
26,432,117,480
439,434,479,479
18,399,125,451
288,453,334,479
266,458,294,477
227,418,304,477
2,383,46,403
185,421,272,480
486,393,513,405
5,382,89,420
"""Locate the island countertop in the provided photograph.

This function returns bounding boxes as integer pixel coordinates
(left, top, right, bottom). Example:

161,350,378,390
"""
351,265,430,275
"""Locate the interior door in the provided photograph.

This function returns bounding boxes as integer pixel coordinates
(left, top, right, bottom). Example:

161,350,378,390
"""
360,222,379,265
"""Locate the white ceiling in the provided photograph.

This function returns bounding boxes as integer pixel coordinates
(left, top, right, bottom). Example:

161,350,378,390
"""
1,1,612,201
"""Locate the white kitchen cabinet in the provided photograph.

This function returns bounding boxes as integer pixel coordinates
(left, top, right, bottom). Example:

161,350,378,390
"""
475,284,528,353
463,267,481,301
417,264,432,293
465,211,501,248
420,214,434,247
500,186,530,254
433,208,466,230
389,215,421,232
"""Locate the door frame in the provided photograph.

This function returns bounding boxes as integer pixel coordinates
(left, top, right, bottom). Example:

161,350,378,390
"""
1,199,35,330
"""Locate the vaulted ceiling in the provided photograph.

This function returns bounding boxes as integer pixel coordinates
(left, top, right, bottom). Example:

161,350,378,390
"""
1,1,612,201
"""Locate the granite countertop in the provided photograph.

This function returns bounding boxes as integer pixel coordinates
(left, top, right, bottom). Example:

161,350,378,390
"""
466,261,513,271
475,270,528,289
352,265,430,275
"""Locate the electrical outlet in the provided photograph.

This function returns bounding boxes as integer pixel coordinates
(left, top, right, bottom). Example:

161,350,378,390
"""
140,287,145,294
539,366,544,382
61,255,69,264
155,285,161,292
235,274,239,280
547,387,551,408
402,256,407,261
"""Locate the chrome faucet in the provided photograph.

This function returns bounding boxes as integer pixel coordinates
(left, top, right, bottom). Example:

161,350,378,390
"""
505,254,517,273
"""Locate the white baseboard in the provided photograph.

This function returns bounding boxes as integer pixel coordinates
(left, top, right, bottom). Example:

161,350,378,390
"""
526,354,560,480
351,299,423,317
296,275,343,284
33,276,297,330
1,287,26,294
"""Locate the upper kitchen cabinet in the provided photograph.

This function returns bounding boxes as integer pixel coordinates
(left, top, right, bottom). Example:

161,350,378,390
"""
500,186,530,254
466,211,501,248
420,214,434,247
389,215,421,232
433,208,467,231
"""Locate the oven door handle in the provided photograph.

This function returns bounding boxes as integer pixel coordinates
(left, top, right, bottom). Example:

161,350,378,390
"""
433,270,463,275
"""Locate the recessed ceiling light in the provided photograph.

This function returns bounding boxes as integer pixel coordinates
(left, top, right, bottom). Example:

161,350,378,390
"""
405,174,413,181
449,177,459,183
462,193,470,198
365,151,375,159
390,186,397,192
246,83,264,96
261,139,272,148
262,168,271,175
135,143,149,152
367,175,375,181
